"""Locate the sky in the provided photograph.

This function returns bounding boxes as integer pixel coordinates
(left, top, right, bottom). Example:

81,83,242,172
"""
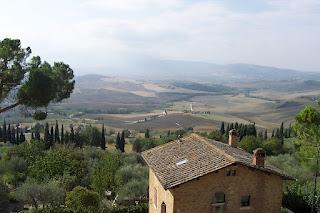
0,0,320,75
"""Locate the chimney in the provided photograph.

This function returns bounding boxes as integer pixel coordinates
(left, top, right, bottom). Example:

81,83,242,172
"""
252,148,266,167
228,129,239,147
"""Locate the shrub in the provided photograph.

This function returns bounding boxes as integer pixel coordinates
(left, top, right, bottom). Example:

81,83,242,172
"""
65,186,100,213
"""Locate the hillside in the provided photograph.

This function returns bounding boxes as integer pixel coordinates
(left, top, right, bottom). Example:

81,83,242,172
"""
96,60,320,82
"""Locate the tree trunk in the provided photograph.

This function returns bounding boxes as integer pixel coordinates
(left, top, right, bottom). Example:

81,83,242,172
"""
0,102,20,113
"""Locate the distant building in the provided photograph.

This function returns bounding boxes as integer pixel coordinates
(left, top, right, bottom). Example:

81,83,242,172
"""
142,130,293,213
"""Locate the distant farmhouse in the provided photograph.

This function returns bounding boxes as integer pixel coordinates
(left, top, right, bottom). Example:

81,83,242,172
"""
142,130,293,213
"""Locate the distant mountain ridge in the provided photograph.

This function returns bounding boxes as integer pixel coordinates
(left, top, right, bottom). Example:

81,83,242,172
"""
86,60,320,82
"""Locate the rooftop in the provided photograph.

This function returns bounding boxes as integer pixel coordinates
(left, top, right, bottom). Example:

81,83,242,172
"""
141,133,294,189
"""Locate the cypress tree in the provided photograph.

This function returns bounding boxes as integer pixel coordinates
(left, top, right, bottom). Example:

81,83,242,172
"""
264,129,268,140
74,128,81,148
271,129,275,137
55,120,60,143
7,124,11,143
226,123,230,133
31,132,35,140
101,124,106,150
288,123,291,138
50,126,54,148
35,129,40,141
145,129,150,138
16,126,20,145
235,122,239,130
3,119,6,142
116,132,121,151
20,131,25,143
279,122,284,144
70,125,75,143
220,122,225,135
44,123,49,143
120,131,125,152
61,124,64,144
11,127,16,144
65,131,69,144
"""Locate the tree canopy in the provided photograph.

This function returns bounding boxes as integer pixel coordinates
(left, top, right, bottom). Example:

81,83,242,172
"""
0,38,75,119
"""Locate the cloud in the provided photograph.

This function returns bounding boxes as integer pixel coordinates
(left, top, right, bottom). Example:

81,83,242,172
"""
0,0,319,73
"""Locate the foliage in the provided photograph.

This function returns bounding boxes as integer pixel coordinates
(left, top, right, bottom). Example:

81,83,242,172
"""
6,140,46,165
238,136,262,153
28,146,88,183
16,181,65,208
0,157,27,186
65,186,100,213
80,126,102,147
0,38,31,101
0,38,75,118
0,181,9,211
91,152,122,195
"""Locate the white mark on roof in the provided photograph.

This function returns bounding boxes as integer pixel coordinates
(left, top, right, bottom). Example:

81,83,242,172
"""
176,159,188,166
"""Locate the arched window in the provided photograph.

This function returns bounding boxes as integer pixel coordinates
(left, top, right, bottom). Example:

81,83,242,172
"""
213,192,225,204
161,202,166,213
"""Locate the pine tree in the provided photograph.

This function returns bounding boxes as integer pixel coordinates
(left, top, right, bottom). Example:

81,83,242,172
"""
220,122,225,135
120,131,125,152
44,123,49,142
264,129,268,140
116,132,121,151
145,129,150,138
61,124,64,144
101,124,106,150
55,120,60,143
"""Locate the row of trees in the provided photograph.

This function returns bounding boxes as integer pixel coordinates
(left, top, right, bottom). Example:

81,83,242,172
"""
219,121,292,142
0,120,133,153
0,120,26,144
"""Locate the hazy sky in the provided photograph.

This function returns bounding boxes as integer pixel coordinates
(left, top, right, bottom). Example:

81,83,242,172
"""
1,0,320,74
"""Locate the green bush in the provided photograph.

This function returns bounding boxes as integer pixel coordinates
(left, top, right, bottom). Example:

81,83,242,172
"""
28,146,88,183
65,186,100,213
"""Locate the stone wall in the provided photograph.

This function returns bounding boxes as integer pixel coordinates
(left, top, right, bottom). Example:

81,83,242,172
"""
149,164,283,213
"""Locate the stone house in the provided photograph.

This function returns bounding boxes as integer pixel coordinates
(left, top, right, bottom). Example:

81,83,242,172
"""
141,130,294,213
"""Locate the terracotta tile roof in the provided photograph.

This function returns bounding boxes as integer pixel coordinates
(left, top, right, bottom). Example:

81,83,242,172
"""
141,134,294,189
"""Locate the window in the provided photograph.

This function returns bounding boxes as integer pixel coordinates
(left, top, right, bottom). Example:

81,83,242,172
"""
213,192,225,204
227,169,236,176
161,202,167,213
154,188,158,208
240,195,250,207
